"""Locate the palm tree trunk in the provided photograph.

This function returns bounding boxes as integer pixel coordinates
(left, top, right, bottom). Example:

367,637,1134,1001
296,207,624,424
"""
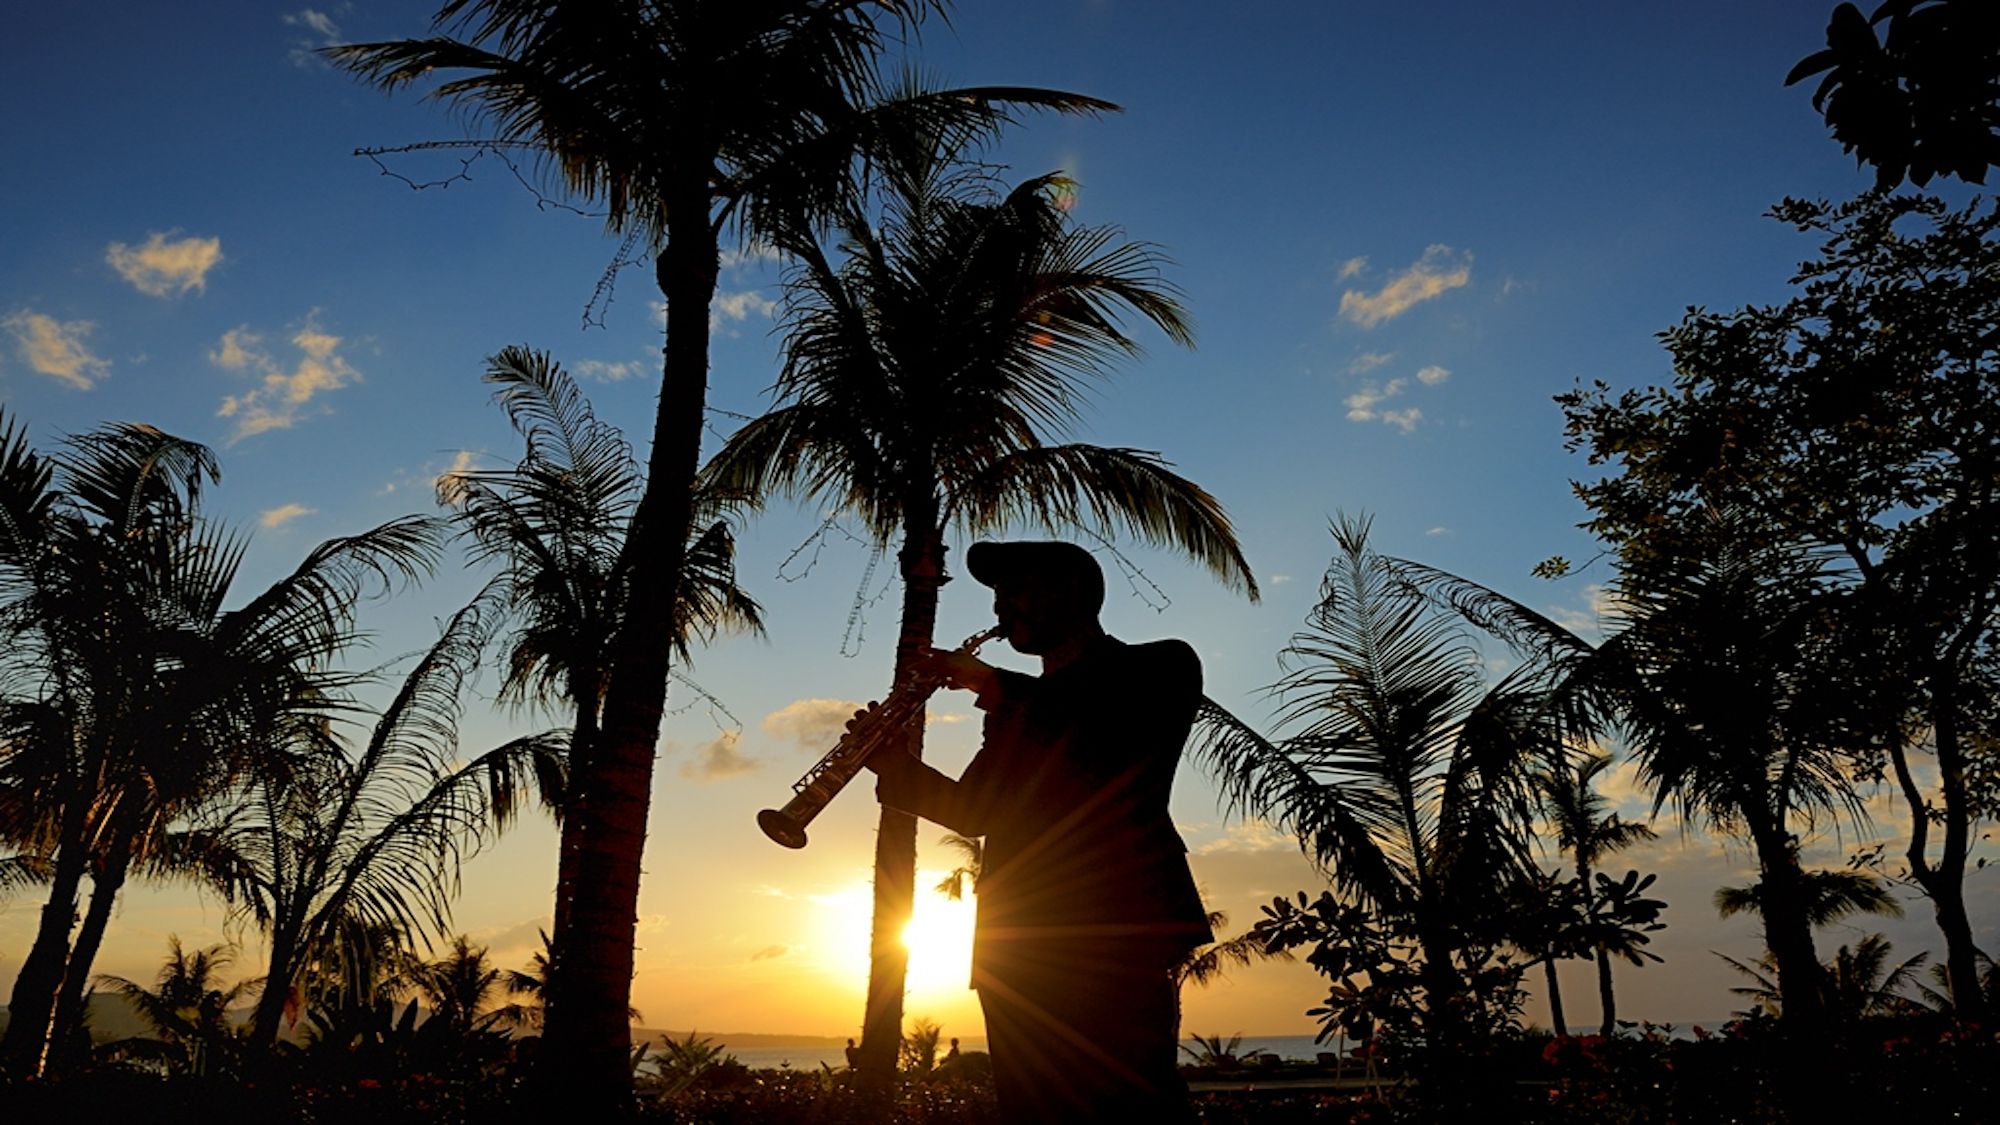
0,822,88,1078
1543,959,1567,1037
1748,819,1826,1029
548,698,598,957
251,919,304,1047
857,515,948,1083
49,824,137,1067
535,171,719,1113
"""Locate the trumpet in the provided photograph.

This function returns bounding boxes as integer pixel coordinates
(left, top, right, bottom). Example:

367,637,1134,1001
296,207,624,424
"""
758,625,1003,849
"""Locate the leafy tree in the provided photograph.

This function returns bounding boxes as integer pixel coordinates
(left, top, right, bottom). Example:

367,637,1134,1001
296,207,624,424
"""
707,145,1256,1072
1559,191,2000,1019
0,414,437,1077
1789,0,2000,189
327,6,1105,1101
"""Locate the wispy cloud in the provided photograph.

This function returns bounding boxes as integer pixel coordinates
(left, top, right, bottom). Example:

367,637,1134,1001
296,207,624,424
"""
106,231,222,297
1346,350,1395,374
1425,526,1452,537
763,698,863,750
212,314,361,442
1545,583,1619,641
1345,378,1423,432
749,944,795,963
573,358,649,383
1193,818,1296,856
721,244,782,271
681,730,757,782
259,503,314,529
282,7,345,65
4,311,109,389
1338,244,1473,328
1416,364,1451,385
1336,256,1369,281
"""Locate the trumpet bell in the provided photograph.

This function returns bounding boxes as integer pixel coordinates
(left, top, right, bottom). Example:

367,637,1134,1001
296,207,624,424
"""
758,808,810,849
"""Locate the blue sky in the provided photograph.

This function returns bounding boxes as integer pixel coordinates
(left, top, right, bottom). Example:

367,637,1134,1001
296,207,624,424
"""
4,0,1991,1038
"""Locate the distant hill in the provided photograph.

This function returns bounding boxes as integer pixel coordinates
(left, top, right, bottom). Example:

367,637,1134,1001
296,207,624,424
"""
0,996,155,1044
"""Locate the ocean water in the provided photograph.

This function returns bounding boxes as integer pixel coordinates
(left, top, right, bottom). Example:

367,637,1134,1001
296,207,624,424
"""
720,1034,1330,1072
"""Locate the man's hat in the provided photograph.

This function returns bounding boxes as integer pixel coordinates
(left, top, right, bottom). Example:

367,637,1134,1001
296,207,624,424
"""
965,540,1105,611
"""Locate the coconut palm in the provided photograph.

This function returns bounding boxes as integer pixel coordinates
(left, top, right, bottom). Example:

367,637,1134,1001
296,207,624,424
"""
439,346,764,956
1714,867,1903,928
1535,751,1658,1037
0,414,438,1077
707,142,1257,1072
327,6,1109,1099
1721,933,1928,1022
215,595,566,1049
1188,516,1549,1048
1600,528,1867,1031
92,937,251,1077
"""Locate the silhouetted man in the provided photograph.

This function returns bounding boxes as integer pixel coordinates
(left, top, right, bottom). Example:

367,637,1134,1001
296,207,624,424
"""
868,540,1211,1124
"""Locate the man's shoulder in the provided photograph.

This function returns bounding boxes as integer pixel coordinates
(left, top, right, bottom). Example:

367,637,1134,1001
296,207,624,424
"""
1101,635,1201,680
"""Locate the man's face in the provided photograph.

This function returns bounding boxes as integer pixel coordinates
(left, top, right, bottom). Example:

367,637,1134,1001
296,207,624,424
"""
992,575,1088,655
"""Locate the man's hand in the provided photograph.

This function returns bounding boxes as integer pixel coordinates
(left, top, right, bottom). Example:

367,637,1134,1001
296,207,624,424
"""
919,646,998,698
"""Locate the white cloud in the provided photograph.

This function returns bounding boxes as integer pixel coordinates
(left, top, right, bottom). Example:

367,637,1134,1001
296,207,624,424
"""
763,698,864,749
106,231,222,297
573,358,649,383
721,244,782,271
283,7,344,65
1345,350,1395,374
1380,407,1422,432
711,288,777,334
1344,376,1408,420
1269,574,1293,585
1425,526,1452,537
1416,364,1451,386
1338,244,1473,328
680,730,758,782
4,311,108,389
433,449,479,498
1336,256,1368,281
259,503,314,529
212,313,361,442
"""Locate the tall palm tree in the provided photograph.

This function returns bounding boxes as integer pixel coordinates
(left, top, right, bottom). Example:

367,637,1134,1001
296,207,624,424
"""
326,8,1107,1098
440,346,762,981
214,596,567,1049
1187,516,1545,1048
0,414,438,1077
1535,751,1657,1037
707,147,1257,1073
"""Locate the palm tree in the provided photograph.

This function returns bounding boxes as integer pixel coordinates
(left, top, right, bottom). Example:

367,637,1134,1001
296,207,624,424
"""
1713,867,1903,928
1721,933,1928,1023
0,414,438,1077
92,937,251,1077
1600,528,1865,1031
407,935,513,1035
215,595,566,1049
327,6,1108,1100
440,347,762,954
1188,516,1548,1048
1536,751,1657,1037
707,146,1257,1074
